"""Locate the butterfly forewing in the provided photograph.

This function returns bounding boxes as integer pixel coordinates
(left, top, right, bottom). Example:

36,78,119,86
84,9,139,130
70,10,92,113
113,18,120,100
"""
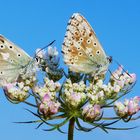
62,13,110,74
0,35,32,85
0,35,31,64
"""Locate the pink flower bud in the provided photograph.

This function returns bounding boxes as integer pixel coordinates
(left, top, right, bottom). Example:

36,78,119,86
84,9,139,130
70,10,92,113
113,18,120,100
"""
127,96,140,115
39,94,60,116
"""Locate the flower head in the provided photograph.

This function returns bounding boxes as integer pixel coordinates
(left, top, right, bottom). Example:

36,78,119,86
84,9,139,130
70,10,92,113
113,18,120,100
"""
82,104,101,122
63,80,86,108
114,96,140,117
39,93,60,117
111,66,136,88
36,46,63,81
33,77,61,99
3,83,29,103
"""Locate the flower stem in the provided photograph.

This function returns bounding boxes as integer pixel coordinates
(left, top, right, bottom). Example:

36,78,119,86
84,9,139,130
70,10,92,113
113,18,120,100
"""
68,117,75,140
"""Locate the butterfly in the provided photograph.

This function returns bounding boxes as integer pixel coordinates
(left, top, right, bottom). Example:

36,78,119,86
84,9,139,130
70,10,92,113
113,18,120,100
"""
0,35,55,87
0,35,40,87
62,13,112,76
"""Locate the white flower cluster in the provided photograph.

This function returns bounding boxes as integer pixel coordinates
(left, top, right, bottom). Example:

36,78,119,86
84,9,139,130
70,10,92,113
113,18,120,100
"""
3,74,37,103
34,77,61,117
4,83,29,103
33,77,61,99
36,46,59,70
114,96,140,117
39,94,61,117
87,67,136,105
63,79,87,108
110,66,136,90
86,80,106,105
36,46,63,81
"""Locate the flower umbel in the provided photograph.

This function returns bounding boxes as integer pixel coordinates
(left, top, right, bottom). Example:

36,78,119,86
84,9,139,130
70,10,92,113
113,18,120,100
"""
3,44,139,140
39,94,60,117
3,63,139,135
0,13,139,140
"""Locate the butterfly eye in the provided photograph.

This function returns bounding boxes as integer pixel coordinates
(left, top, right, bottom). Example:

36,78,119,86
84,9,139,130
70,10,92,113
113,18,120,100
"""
96,50,100,55
107,56,112,63
35,57,39,62
35,57,40,64
87,39,91,44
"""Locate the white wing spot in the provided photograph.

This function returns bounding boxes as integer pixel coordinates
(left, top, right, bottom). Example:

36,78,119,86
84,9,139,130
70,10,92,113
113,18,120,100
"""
8,45,14,50
77,41,81,44
0,71,3,75
87,39,91,44
93,42,97,46
77,47,81,50
17,53,21,57
10,59,13,63
79,37,83,42
74,31,78,36
0,45,5,49
96,50,100,55
89,53,93,57
78,52,82,56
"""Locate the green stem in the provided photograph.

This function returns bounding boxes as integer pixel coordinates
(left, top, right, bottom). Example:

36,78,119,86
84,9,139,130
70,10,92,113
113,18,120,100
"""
68,117,75,140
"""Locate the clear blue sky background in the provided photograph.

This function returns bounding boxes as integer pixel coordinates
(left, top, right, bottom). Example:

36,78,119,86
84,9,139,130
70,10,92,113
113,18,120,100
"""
0,0,140,140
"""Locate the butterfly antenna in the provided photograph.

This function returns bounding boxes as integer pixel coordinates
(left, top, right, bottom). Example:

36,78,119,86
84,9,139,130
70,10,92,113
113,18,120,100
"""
113,59,132,77
36,40,56,56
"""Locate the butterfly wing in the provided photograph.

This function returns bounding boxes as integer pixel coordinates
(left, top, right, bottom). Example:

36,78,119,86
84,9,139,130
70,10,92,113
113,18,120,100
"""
0,35,32,86
62,13,110,74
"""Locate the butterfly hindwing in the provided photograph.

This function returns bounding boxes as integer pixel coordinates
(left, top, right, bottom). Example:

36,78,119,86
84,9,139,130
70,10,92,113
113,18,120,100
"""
62,13,109,74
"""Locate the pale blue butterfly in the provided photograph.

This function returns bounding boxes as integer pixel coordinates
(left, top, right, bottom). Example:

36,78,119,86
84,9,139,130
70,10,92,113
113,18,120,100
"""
62,13,112,76
0,35,54,86
0,35,39,86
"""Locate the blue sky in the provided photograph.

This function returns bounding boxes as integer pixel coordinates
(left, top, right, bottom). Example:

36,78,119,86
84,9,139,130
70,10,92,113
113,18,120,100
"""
0,0,140,140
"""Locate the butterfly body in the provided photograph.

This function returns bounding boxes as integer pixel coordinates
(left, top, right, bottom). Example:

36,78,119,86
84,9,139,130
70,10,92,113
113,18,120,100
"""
62,13,110,75
0,35,37,86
